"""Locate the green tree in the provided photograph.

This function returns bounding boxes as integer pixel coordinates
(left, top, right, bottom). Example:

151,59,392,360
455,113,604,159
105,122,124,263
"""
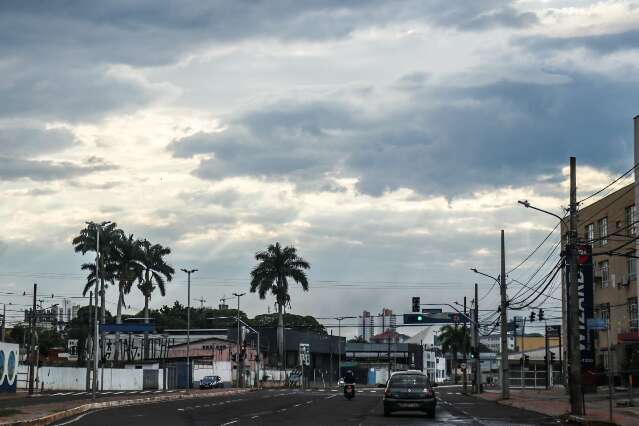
137,240,174,357
73,222,122,328
439,325,470,384
137,240,175,323
251,313,325,334
112,234,143,361
249,242,310,367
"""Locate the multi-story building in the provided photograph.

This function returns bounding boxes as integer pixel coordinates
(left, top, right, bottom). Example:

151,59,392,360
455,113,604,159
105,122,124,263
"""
480,332,516,353
360,311,374,342
378,308,396,333
561,182,638,372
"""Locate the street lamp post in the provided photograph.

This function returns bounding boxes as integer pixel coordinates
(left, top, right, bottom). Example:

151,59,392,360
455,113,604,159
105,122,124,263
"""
232,292,245,387
181,268,197,393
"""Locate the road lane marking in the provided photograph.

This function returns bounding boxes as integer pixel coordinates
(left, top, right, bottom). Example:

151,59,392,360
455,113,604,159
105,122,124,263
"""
325,394,337,399
54,409,101,425
220,420,239,426
251,415,259,419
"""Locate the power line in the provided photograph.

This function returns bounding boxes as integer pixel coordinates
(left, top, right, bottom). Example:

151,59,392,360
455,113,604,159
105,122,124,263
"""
578,163,638,205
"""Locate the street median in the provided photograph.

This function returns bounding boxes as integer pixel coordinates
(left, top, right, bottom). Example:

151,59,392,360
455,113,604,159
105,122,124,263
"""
0,389,252,426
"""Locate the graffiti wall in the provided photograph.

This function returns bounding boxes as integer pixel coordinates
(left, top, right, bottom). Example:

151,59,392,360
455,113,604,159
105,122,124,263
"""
0,342,19,393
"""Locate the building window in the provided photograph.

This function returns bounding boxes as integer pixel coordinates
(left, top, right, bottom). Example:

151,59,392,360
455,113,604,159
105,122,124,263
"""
597,303,610,322
598,217,608,246
628,255,637,280
586,223,594,242
626,205,636,236
599,260,609,288
629,297,638,331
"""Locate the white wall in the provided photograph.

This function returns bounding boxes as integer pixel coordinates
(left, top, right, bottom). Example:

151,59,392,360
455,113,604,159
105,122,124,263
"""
193,361,232,384
18,366,145,391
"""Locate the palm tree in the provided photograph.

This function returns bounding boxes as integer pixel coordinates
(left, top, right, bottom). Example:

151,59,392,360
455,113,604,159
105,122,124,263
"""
439,325,470,384
137,240,174,357
73,222,122,330
249,242,310,368
112,234,143,361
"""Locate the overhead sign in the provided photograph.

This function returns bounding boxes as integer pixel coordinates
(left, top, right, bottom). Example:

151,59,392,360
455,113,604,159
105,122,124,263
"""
299,343,310,366
566,244,594,367
421,308,443,314
404,312,461,324
546,325,561,337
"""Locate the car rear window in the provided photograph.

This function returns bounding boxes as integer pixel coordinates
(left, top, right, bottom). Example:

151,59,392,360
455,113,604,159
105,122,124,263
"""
389,375,429,388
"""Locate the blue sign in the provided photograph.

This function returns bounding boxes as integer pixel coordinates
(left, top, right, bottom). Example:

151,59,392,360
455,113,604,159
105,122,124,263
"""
586,318,607,331
99,323,155,333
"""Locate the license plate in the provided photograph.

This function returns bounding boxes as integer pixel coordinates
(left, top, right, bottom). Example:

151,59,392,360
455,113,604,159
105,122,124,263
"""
398,403,419,408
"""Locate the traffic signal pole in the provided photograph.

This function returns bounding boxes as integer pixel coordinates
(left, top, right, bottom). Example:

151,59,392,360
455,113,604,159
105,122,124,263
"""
568,157,585,415
474,283,481,393
500,230,510,399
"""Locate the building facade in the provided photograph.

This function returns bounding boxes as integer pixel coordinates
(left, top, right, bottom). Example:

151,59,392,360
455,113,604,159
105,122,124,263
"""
561,182,638,373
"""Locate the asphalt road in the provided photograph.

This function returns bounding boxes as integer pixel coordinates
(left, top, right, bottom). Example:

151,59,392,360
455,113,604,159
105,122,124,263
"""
51,385,561,426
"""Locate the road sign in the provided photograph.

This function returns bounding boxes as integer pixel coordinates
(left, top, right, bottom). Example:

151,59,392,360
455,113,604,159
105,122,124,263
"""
546,325,561,337
403,312,461,324
586,318,607,331
299,343,310,366
421,308,443,314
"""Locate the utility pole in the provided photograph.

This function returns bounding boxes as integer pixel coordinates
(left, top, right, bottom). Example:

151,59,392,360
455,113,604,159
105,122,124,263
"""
520,317,526,390
1,303,5,342
545,321,550,390
181,268,197,393
92,226,100,399
232,292,245,388
86,291,93,391
568,156,585,415
500,230,510,399
474,283,481,393
28,283,37,395
463,296,468,394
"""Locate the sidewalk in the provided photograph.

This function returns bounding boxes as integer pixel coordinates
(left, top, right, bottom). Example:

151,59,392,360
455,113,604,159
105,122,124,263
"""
476,388,639,426
0,388,250,426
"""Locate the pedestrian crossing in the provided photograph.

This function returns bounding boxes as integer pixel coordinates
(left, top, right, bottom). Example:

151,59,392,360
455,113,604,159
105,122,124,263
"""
30,389,184,398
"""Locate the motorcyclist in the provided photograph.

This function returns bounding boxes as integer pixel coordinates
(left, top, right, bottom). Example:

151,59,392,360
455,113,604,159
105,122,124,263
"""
344,369,356,384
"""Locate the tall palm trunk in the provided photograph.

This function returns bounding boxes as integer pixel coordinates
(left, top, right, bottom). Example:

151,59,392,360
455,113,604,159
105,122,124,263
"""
114,287,124,362
277,303,284,369
100,274,106,367
142,294,150,359
452,345,458,384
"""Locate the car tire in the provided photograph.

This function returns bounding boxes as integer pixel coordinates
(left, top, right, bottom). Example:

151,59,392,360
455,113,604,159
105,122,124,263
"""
425,409,435,419
383,408,391,417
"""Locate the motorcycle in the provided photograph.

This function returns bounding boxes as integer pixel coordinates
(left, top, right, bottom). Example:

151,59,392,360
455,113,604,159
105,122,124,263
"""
344,383,355,400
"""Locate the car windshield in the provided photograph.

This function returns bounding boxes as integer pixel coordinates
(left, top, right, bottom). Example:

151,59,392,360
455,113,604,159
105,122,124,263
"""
389,375,429,389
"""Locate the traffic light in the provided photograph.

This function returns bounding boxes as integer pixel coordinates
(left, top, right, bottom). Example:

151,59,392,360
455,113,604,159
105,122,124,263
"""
240,340,247,361
404,313,427,324
529,311,536,322
524,355,530,368
412,297,420,313
538,309,544,321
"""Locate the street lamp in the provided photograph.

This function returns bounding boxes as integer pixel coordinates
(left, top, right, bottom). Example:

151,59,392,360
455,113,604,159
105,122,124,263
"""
86,220,110,400
518,200,567,227
232,292,245,387
181,268,197,393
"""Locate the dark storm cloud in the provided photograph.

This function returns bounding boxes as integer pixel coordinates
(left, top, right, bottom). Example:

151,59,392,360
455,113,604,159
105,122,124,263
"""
170,71,639,196
0,1,536,122
0,127,77,157
518,29,639,55
0,157,117,181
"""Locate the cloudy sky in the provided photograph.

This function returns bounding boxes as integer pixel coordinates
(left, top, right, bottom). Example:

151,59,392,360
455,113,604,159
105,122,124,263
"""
1,0,638,336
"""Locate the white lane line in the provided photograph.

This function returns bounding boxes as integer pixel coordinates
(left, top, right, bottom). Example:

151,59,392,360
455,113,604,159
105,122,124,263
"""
325,394,337,400
319,389,325,392
220,420,239,426
53,410,99,425
51,392,66,396
177,408,184,411
251,415,260,419
356,390,364,393
305,400,313,404
166,390,176,393
369,390,376,393
293,403,301,407
71,392,86,395
154,390,164,393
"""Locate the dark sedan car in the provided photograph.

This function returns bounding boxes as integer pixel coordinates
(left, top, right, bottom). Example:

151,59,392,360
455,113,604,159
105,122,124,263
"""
383,371,436,418
199,375,223,389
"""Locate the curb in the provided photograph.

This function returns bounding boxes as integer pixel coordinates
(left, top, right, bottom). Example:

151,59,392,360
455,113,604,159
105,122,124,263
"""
1,389,251,426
